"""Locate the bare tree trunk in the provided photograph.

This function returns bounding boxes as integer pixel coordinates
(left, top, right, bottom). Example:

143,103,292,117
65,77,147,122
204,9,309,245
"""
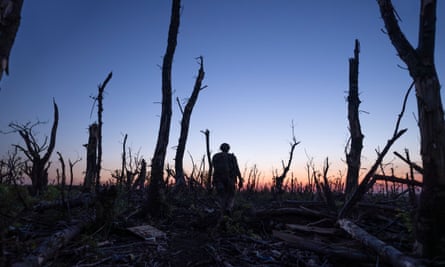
95,72,112,191
68,158,80,195
120,134,128,188
404,149,418,208
0,0,24,80
201,129,212,190
83,123,98,192
57,152,66,205
321,157,336,212
147,0,180,217
345,39,364,200
377,0,445,257
38,100,58,194
133,158,147,190
174,56,206,188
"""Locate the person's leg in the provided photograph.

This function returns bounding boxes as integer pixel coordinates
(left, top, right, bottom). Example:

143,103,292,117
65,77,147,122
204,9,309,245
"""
225,184,236,214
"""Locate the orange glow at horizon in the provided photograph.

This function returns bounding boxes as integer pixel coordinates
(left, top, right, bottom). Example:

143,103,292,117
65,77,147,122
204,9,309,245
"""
40,161,423,193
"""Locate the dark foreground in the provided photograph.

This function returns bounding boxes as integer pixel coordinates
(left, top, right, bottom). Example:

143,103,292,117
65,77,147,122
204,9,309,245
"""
0,185,427,266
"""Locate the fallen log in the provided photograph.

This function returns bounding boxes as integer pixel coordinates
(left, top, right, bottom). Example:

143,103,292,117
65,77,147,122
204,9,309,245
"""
374,174,422,187
13,216,94,266
272,230,373,263
337,218,426,267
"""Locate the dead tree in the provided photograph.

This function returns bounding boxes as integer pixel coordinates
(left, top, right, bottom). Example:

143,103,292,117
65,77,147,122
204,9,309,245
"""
345,39,364,200
10,99,59,196
246,164,261,193
68,157,80,195
83,123,98,192
174,56,206,188
321,157,336,213
404,150,418,208
0,0,24,80
201,129,212,190
338,81,411,218
273,122,300,195
377,0,445,257
132,158,147,190
56,151,66,205
120,133,128,188
146,0,180,217
95,72,112,191
125,147,141,190
0,147,25,184
394,148,420,208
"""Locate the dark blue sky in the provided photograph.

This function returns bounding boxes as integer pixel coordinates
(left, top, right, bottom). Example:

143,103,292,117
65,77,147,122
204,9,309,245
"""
1,1,443,184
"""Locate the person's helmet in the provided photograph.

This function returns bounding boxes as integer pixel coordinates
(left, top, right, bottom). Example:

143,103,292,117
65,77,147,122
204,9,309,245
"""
220,143,230,152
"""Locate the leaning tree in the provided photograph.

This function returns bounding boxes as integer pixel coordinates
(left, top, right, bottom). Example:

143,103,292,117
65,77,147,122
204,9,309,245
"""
174,56,206,188
377,0,444,258
9,99,59,195
146,0,181,216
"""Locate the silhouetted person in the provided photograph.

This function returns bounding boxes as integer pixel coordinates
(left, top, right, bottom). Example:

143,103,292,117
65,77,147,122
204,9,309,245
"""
212,143,243,215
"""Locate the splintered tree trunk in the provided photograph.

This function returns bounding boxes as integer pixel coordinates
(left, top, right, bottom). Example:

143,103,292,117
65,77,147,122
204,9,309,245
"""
201,129,212,190
133,158,147,190
345,39,364,200
174,56,205,188
84,123,98,192
147,0,180,216
377,0,445,257
39,100,58,194
95,72,112,191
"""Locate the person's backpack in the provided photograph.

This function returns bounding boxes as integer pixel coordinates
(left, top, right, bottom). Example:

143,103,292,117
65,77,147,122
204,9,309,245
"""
213,152,230,176
213,152,237,184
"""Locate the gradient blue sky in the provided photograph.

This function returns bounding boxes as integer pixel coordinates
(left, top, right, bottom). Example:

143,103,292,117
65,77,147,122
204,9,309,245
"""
1,1,444,185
